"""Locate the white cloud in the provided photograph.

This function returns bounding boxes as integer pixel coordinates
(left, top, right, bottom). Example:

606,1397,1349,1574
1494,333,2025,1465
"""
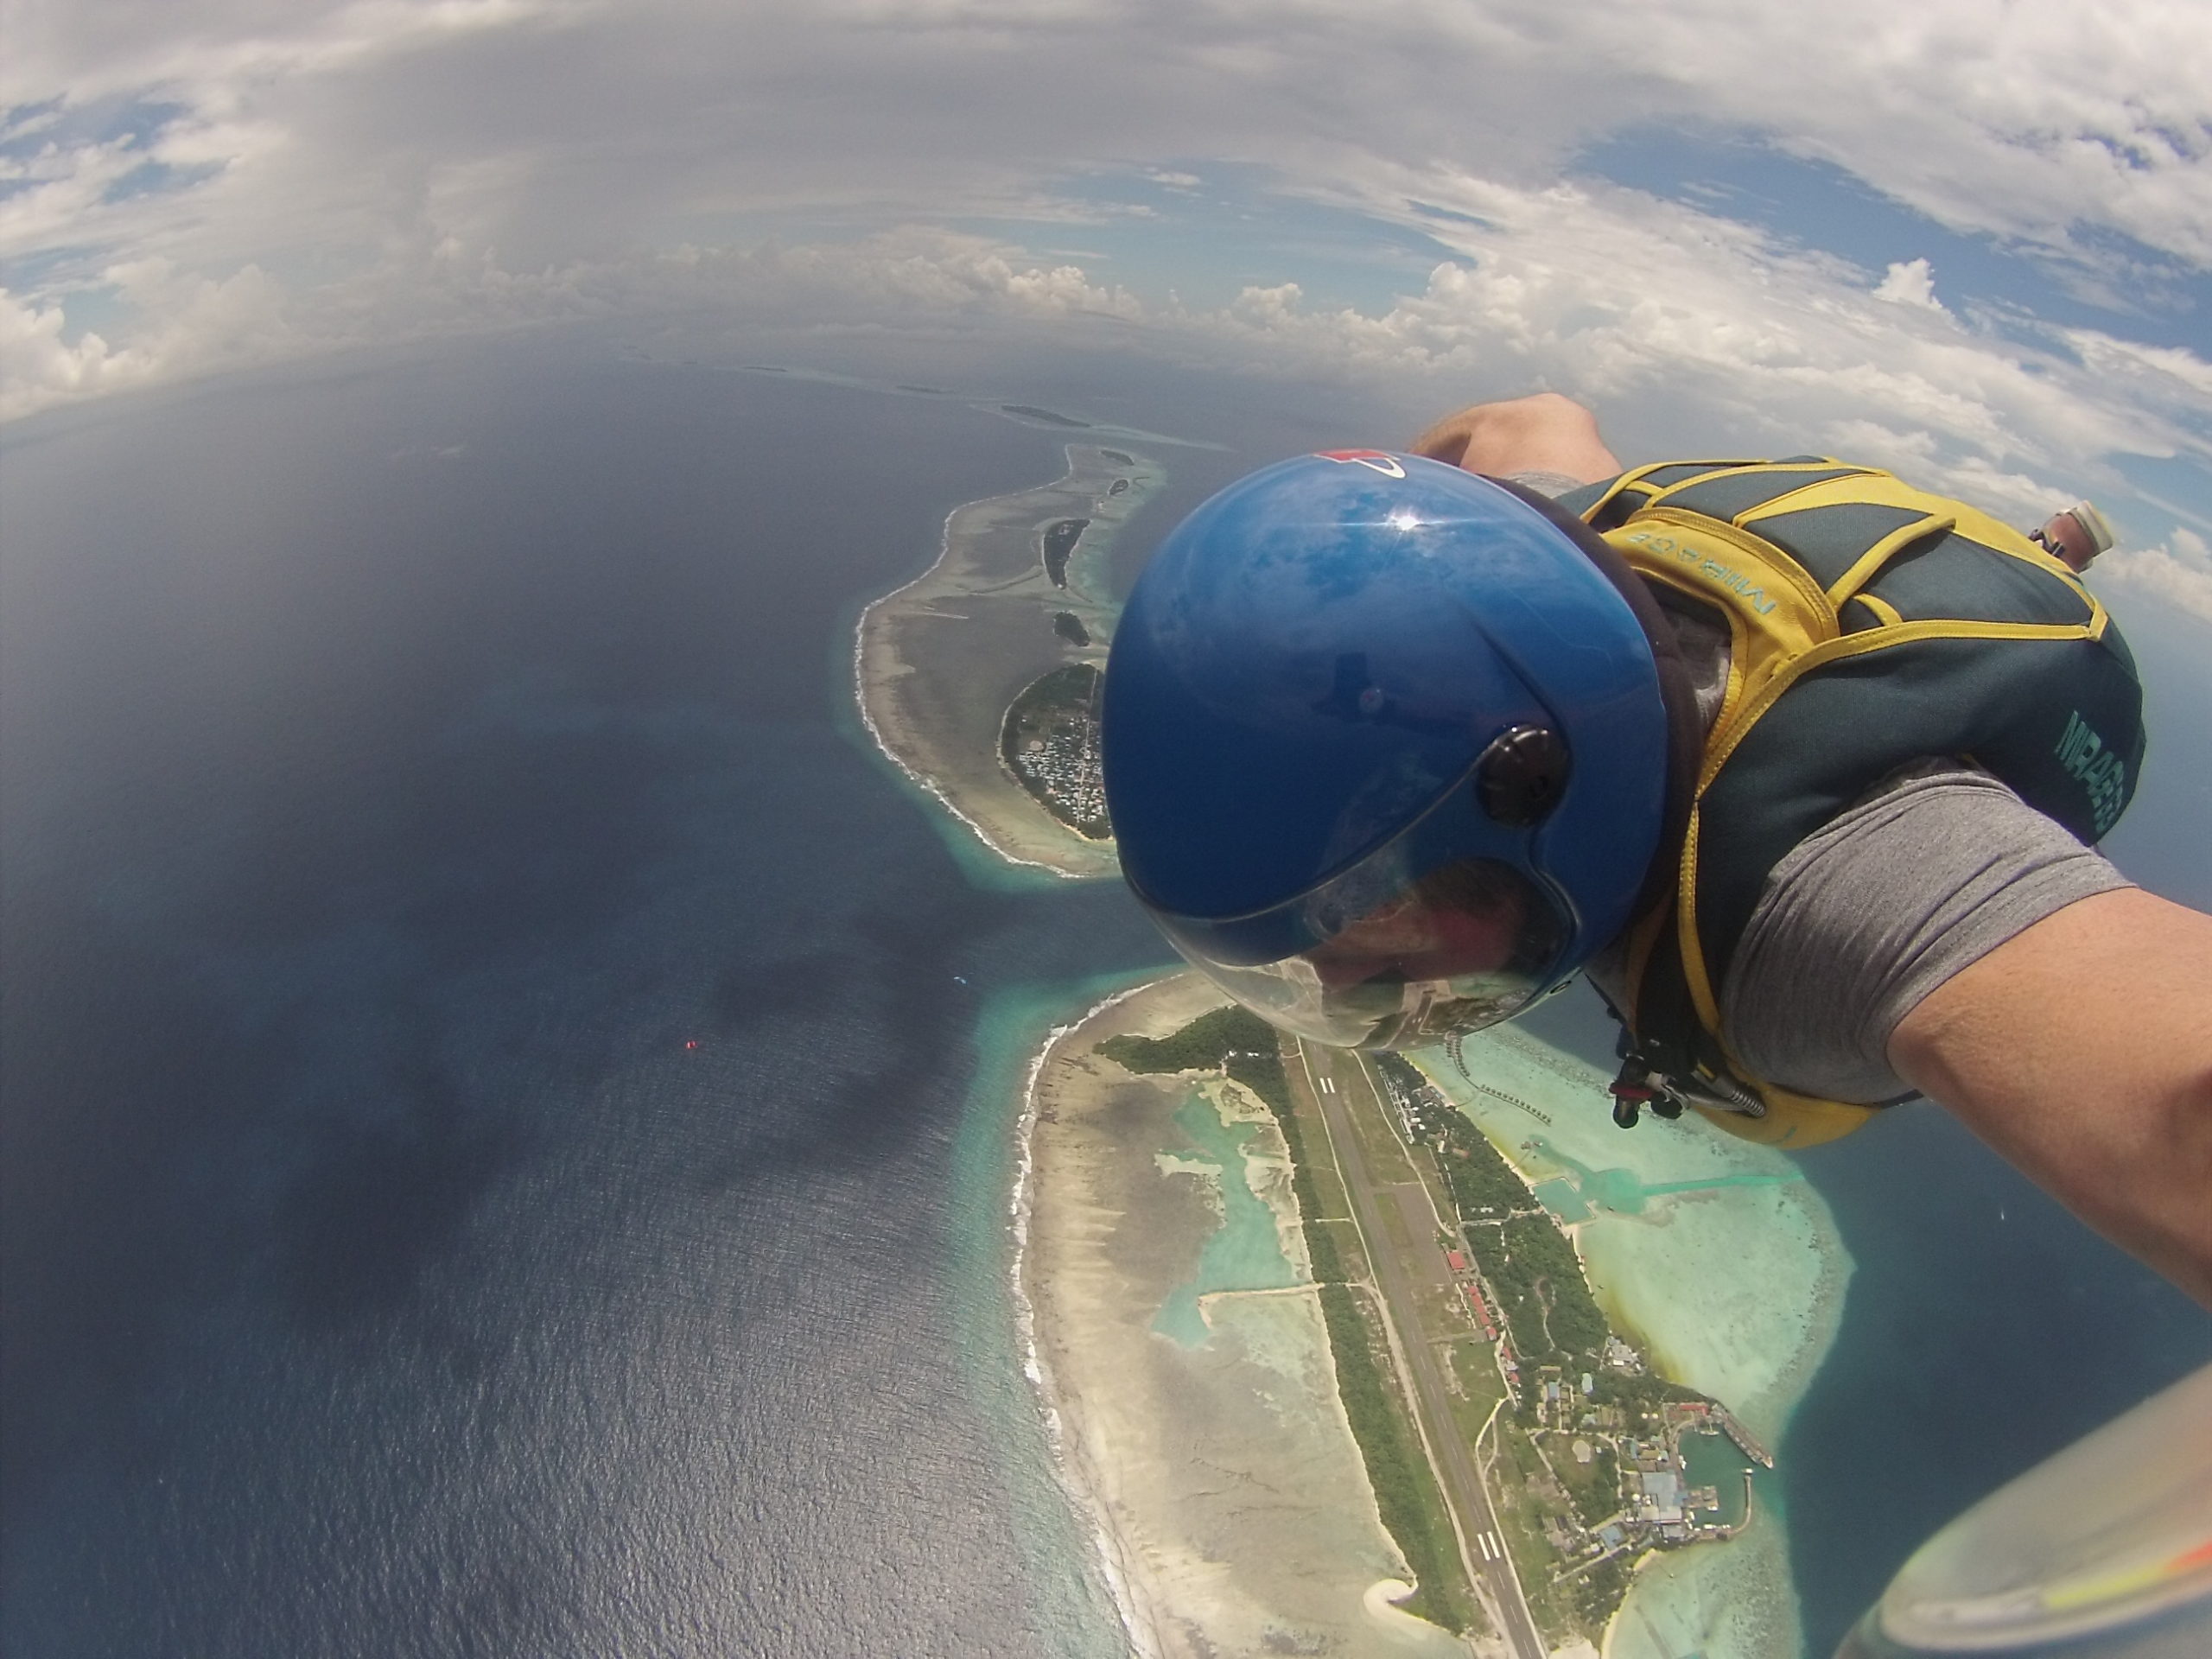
1873,258,1947,313
1,0,2206,568
1135,168,2196,520
0,227,1147,420
2101,526,2212,624
2065,329,2212,401
0,261,300,419
7,0,2209,299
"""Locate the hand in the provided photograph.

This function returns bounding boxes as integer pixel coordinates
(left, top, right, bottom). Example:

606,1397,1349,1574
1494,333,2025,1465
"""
1408,392,1622,484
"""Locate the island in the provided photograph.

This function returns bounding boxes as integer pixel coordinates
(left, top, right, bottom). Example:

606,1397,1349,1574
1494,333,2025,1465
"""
1020,978,1845,1658
852,448,1847,1658
1020,976,1472,1658
1000,664,1109,840
1002,404,1092,428
853,444,1157,875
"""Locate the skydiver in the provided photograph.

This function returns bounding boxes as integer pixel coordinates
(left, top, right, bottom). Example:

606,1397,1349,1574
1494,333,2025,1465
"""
1098,393,2212,1306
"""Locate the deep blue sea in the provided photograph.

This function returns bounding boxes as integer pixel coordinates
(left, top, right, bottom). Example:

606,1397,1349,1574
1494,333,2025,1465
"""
4,342,2206,1658
0,352,1213,1658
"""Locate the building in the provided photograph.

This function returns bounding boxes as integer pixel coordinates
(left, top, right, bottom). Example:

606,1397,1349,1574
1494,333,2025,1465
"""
1638,1471,1687,1528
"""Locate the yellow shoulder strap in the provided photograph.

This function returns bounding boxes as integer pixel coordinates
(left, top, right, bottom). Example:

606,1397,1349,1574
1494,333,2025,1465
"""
1602,475,1967,1145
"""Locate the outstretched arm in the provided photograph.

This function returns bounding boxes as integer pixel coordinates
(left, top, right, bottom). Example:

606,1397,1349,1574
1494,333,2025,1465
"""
1889,887,2212,1306
1410,393,1621,483
1417,394,2212,1306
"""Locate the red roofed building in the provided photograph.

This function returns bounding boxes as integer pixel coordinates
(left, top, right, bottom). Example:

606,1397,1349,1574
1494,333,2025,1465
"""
1446,1249,1467,1274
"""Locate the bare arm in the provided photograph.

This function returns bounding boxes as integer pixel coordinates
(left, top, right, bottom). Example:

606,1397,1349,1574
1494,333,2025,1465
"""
1410,392,1621,484
1414,396,2212,1301
1889,887,2212,1306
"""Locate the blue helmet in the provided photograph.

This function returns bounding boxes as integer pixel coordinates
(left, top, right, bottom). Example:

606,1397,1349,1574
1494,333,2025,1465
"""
1100,450,1669,1050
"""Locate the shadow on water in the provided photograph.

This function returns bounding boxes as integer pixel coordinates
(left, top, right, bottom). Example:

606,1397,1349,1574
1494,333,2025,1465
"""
0,346,1176,1656
277,1053,524,1332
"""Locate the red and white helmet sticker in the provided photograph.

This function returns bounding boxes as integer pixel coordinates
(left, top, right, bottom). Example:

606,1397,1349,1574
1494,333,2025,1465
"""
1313,449,1407,479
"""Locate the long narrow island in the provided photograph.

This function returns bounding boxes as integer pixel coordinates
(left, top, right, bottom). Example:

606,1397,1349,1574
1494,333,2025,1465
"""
849,444,1849,1659
855,443,1154,875
1020,977,1847,1658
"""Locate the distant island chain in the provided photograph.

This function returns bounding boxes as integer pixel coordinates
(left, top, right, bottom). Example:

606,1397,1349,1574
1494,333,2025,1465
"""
854,449,1849,1658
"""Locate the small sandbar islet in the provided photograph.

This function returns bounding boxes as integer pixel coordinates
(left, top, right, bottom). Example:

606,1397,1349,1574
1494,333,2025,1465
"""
854,443,1159,876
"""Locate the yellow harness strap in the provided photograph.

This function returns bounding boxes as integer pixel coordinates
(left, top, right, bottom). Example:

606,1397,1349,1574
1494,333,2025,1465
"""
1599,461,2104,1148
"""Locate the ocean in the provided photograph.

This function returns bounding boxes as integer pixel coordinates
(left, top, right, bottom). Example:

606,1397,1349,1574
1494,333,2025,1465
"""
0,350,1192,1657
4,340,2205,1658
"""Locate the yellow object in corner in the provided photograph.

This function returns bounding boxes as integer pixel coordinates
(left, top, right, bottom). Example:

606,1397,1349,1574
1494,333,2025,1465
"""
1694,1083,1883,1149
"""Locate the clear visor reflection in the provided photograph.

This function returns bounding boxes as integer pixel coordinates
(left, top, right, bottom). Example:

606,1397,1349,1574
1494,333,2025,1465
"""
1175,857,1566,1050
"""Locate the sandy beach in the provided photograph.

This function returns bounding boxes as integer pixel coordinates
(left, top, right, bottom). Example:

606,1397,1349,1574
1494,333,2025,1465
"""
855,444,1158,878
1412,1024,1852,1659
1019,974,1472,1658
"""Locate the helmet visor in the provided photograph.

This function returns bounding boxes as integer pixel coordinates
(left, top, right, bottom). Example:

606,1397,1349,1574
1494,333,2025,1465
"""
1154,855,1571,1049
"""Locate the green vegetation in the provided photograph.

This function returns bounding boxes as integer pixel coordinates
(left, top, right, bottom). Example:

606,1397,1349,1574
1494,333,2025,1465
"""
998,664,1108,838
1564,1552,1634,1631
1319,1284,1474,1634
1370,1052,1421,1090
1550,1434,1622,1529
1587,1367,1708,1414
1497,1214,1609,1361
1433,1116,1530,1221
1101,448,1134,466
1097,1009,1470,1622
1052,610,1091,646
1095,1005,1260,1073
1225,1036,1348,1287
1041,517,1088,586
1096,1007,1344,1281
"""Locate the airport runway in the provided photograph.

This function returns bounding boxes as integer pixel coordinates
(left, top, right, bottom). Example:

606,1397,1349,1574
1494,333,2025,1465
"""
1294,1040,1548,1659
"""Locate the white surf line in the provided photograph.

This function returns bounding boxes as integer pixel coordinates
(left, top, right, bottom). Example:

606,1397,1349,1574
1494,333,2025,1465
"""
851,505,1079,879
849,447,1135,880
1008,981,1170,1659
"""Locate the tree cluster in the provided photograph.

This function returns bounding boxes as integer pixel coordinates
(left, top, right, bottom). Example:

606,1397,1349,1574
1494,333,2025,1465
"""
1318,1284,1472,1634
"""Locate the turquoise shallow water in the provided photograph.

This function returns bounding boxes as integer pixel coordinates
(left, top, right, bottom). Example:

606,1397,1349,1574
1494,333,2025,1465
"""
1151,1090,1300,1346
1682,1431,1755,1531
1528,1136,1801,1217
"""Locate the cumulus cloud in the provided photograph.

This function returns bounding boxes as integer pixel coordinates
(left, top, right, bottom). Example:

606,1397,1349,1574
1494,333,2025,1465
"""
0,261,299,419
2,0,2207,569
1873,258,1947,313
0,227,1142,419
1128,168,2199,521
2101,526,2212,624
8,0,2209,297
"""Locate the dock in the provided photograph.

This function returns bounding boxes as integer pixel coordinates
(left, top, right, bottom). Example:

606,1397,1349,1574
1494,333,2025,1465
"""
1712,1404,1775,1469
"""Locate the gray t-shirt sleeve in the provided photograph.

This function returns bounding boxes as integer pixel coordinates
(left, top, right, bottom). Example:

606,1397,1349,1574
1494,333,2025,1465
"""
1721,769,2135,1103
